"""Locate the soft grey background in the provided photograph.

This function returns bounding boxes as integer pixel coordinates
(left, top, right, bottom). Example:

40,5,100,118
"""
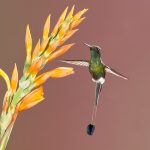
0,0,150,150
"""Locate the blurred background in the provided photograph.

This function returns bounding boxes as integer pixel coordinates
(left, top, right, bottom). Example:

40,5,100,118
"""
0,0,150,149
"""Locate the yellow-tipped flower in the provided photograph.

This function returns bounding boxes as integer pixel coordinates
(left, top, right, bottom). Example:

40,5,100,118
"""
32,39,41,61
34,67,74,87
11,64,18,93
0,69,11,90
40,37,50,52
28,56,45,76
70,17,86,29
66,5,75,19
45,40,60,55
25,25,32,63
2,92,9,112
47,43,75,62
43,15,51,40
18,86,44,112
46,67,74,78
73,9,88,22
59,29,78,45
51,7,68,36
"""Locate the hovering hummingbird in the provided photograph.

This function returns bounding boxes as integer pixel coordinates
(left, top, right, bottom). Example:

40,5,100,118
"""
61,43,128,135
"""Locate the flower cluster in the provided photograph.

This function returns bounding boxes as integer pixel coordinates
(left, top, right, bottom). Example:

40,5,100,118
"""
0,6,87,149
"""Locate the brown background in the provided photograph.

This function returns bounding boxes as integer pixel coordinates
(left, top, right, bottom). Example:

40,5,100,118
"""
0,0,150,149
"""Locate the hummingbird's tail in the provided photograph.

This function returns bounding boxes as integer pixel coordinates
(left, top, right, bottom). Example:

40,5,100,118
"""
87,82,102,136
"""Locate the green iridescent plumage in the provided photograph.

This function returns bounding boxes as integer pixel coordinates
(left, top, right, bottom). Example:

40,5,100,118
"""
89,46,105,80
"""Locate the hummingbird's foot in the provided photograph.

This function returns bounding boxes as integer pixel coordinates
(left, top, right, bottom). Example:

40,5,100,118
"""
87,124,95,135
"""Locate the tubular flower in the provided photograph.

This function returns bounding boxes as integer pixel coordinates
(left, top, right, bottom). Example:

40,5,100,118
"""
18,87,44,112
51,7,68,36
34,67,74,87
0,69,11,90
0,6,87,149
32,39,41,61
11,64,18,93
43,15,51,40
47,43,75,62
25,25,32,64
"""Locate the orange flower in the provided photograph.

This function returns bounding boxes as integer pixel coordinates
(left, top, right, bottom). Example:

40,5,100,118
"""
66,5,75,20
70,17,86,29
45,40,60,55
28,56,45,76
51,7,68,36
43,15,51,40
34,67,74,87
73,9,88,22
46,67,74,78
59,29,78,45
18,86,44,112
32,39,41,61
47,43,75,62
25,25,32,63
11,64,18,93
40,37,50,53
2,91,9,112
0,69,11,90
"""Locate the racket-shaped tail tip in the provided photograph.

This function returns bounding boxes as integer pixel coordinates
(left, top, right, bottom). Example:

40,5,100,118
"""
87,124,95,135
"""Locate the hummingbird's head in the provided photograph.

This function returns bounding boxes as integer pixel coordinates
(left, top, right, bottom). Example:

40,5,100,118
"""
84,43,101,56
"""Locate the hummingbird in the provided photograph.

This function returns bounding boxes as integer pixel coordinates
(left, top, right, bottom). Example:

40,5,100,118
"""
60,43,128,135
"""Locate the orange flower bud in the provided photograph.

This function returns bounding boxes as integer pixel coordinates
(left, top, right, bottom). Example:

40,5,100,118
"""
47,43,75,62
28,56,45,76
43,15,51,40
32,39,41,60
25,25,32,63
18,86,44,112
11,64,18,93
34,67,74,87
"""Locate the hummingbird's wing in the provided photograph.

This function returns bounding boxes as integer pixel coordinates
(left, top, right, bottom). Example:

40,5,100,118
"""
105,66,128,80
60,60,89,67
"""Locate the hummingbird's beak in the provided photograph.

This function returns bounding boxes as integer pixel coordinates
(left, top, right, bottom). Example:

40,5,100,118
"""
83,43,92,48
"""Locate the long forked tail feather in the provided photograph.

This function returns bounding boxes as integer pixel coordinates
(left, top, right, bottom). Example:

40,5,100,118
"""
87,82,102,136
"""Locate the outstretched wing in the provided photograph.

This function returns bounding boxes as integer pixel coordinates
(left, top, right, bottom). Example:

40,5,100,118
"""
105,66,128,80
60,60,89,67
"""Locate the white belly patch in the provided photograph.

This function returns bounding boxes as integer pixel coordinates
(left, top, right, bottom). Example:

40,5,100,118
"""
92,77,105,84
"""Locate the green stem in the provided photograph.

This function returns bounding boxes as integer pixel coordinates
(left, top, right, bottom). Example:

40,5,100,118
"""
0,123,14,150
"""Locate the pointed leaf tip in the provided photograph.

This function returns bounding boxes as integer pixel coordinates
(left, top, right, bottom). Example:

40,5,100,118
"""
43,15,51,40
25,24,32,62
73,8,88,21
26,25,32,49
11,63,18,93
32,39,41,60
67,5,75,19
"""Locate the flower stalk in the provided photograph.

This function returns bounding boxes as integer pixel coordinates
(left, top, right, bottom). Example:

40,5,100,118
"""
0,6,87,149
